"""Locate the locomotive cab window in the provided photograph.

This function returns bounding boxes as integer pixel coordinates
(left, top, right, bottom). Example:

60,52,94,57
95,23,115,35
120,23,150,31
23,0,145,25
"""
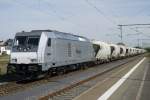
47,38,51,47
28,37,40,46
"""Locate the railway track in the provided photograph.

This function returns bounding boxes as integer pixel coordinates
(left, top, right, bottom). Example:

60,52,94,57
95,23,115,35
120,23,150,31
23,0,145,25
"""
0,55,145,99
39,55,145,100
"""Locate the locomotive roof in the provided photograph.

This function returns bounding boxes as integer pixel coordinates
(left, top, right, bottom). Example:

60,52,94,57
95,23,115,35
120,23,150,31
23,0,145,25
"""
53,30,89,42
16,30,90,42
16,30,42,36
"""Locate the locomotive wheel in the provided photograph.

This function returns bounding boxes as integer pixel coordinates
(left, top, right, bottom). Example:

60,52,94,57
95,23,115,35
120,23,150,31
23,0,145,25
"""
37,73,46,79
7,65,16,75
57,67,66,76
45,70,53,79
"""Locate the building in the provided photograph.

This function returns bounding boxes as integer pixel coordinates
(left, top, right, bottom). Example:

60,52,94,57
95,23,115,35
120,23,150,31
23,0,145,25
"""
0,41,6,55
0,39,13,55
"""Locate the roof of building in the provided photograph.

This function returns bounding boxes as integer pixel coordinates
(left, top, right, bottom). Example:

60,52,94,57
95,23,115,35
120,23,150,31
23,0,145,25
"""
0,41,5,46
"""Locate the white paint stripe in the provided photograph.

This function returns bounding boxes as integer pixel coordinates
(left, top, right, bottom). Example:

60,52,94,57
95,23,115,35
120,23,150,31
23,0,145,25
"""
73,62,129,100
98,57,146,100
136,60,148,100
0,82,7,85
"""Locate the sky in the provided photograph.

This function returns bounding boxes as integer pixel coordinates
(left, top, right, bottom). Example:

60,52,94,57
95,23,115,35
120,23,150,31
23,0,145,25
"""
0,0,150,47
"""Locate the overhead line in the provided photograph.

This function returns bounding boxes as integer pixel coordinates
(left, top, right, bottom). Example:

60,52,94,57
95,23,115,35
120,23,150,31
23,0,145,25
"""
11,0,65,21
11,0,84,33
42,0,89,33
85,0,117,25
118,24,150,26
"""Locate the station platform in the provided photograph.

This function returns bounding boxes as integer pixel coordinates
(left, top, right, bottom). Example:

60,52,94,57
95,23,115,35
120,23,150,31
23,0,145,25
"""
74,56,150,100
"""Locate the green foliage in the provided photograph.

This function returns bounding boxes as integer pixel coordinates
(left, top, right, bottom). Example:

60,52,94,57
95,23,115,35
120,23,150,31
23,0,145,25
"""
0,55,9,75
145,47,150,52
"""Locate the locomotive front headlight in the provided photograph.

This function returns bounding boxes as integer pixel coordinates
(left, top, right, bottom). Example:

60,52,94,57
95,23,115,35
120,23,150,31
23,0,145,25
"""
30,59,37,62
11,59,17,63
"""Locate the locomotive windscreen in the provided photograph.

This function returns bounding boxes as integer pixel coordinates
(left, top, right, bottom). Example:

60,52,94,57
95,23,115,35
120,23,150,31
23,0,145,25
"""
12,36,40,52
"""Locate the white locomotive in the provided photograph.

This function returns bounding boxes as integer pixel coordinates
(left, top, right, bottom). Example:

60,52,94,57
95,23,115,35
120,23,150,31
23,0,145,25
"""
8,30,95,78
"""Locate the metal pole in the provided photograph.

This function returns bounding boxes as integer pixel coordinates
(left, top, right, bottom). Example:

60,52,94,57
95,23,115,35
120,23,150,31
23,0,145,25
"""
121,25,123,42
136,27,140,47
118,23,150,45
137,39,140,47
118,25,123,42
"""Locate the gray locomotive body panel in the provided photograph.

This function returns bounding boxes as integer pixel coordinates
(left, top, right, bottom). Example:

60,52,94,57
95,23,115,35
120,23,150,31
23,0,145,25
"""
10,30,95,72
42,31,95,71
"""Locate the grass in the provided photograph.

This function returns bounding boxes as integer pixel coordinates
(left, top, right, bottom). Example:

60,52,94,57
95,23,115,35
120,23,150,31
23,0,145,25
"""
0,55,9,75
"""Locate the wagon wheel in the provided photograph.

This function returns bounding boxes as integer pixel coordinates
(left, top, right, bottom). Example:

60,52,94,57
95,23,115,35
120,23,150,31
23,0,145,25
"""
81,64,88,70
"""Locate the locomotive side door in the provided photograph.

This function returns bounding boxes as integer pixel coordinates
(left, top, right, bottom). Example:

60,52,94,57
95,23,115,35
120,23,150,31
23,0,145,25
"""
45,38,52,67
